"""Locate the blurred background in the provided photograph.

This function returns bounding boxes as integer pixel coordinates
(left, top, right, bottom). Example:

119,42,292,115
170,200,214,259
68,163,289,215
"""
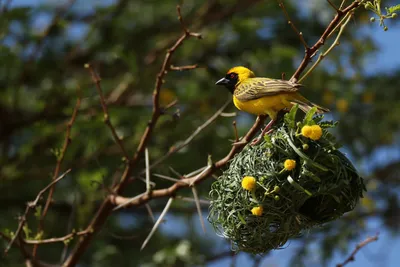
0,0,399,266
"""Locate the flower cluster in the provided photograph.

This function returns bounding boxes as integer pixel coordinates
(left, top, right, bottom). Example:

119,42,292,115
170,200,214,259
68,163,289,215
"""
251,206,263,216
241,176,256,191
301,125,323,140
284,159,296,171
241,176,283,216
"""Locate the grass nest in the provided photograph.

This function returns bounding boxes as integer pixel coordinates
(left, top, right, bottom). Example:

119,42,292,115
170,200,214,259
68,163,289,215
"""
208,106,366,254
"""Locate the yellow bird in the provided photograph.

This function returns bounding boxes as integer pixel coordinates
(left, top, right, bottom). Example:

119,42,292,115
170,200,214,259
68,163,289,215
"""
215,66,329,144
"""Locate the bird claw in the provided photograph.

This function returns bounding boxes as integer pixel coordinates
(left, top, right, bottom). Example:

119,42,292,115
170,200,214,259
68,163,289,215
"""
250,129,274,146
250,137,262,146
232,140,248,147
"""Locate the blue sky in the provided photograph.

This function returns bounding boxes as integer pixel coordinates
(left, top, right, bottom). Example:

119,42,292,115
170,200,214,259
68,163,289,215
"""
7,0,400,266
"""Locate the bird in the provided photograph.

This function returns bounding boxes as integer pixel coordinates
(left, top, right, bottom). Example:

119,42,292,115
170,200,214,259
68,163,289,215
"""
215,66,329,145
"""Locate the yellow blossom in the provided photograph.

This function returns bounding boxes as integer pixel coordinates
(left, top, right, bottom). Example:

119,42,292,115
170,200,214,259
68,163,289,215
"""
251,206,263,216
241,176,256,191
362,92,375,104
309,125,323,140
322,90,335,105
336,98,349,113
284,159,296,171
301,125,313,138
159,88,176,106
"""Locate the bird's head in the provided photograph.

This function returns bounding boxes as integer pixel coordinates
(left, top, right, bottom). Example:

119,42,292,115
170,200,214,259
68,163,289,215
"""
215,66,255,93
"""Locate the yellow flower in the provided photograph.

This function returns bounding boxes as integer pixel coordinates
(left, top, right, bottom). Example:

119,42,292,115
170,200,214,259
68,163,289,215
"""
309,125,323,140
159,88,176,106
241,176,256,191
362,92,374,104
301,125,312,138
322,90,334,105
251,206,263,216
284,159,296,171
336,98,349,113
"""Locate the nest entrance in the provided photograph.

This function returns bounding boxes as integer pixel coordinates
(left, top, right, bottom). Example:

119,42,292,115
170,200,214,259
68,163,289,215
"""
299,194,341,222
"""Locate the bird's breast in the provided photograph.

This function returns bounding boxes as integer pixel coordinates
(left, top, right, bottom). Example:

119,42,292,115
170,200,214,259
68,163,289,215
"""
233,95,289,115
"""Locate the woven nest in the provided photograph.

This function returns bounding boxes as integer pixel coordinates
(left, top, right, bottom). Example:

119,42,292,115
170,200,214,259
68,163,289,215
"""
208,106,366,254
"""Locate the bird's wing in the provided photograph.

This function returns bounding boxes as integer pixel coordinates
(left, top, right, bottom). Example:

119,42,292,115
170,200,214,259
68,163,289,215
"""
234,78,302,102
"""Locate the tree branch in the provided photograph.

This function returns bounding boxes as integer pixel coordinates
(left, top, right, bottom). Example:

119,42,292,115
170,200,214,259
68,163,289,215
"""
24,230,90,245
290,0,362,82
278,1,309,49
33,92,81,256
110,116,265,208
145,99,231,172
4,170,71,255
336,234,379,267
62,5,202,266
85,64,130,160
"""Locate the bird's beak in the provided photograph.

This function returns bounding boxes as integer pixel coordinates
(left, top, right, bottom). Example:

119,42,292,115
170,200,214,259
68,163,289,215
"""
215,77,229,86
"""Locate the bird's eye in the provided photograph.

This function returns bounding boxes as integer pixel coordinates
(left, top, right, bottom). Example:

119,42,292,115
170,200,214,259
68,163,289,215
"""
230,73,236,79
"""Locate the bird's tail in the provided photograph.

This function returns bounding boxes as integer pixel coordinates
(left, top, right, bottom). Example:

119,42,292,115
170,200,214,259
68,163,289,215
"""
291,94,330,114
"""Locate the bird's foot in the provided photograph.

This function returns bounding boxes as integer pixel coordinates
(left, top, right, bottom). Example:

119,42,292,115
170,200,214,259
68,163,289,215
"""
250,129,274,146
250,137,262,146
249,119,275,146
232,139,248,147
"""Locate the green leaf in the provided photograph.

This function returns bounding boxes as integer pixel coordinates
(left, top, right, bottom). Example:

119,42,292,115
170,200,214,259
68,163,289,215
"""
319,120,338,129
303,106,318,125
284,104,299,129
387,4,400,14
34,205,42,220
23,224,31,239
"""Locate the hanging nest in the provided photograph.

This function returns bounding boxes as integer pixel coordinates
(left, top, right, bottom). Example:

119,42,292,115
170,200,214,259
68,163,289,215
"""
208,106,366,254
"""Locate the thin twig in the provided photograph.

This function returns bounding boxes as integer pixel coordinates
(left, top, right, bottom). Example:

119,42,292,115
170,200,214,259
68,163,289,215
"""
63,4,258,265
278,1,309,49
1,233,58,267
4,170,71,255
60,192,77,264
176,196,210,205
33,90,81,256
145,204,155,223
86,64,130,160
339,0,347,9
191,186,206,233
147,99,230,171
152,173,185,183
189,165,212,186
327,0,339,12
220,112,236,117
184,166,207,177
145,148,151,192
177,5,202,38
290,0,361,82
111,116,265,208
113,192,147,211
170,64,198,71
232,120,239,142
336,234,379,267
164,99,178,110
169,166,184,179
298,12,353,83
140,197,174,250
24,230,90,245
29,0,77,62
125,4,202,187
